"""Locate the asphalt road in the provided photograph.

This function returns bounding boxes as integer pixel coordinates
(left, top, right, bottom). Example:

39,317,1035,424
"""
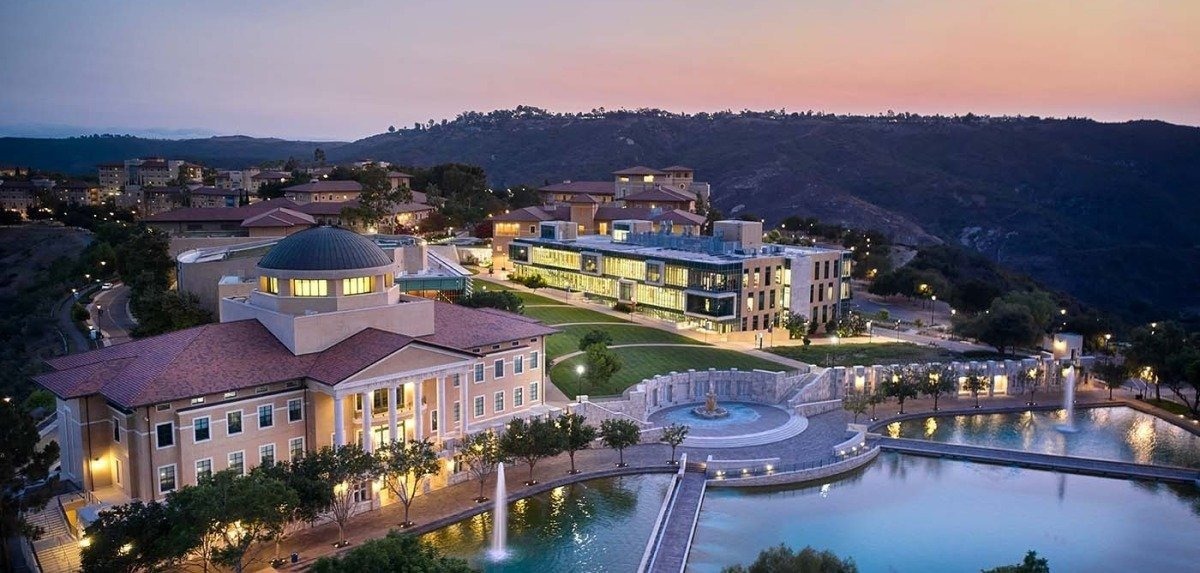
91,284,136,346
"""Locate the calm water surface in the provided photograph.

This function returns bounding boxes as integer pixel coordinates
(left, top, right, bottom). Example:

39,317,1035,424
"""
888,406,1200,468
421,474,670,572
689,453,1200,573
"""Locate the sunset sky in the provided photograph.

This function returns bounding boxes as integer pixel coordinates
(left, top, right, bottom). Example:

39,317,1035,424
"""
2,0,1197,140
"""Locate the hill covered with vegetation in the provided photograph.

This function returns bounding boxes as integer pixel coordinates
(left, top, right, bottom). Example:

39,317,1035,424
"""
3,108,1198,319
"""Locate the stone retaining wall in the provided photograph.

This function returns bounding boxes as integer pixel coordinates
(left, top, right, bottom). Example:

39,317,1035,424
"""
831,356,1095,398
573,368,810,425
706,447,880,488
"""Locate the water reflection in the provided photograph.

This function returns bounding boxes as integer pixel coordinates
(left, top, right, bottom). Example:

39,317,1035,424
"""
893,407,1200,468
421,474,669,572
691,453,1200,573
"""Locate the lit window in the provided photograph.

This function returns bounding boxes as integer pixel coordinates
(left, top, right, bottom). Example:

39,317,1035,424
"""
158,465,176,493
291,279,328,297
259,276,279,294
342,276,374,295
228,451,245,475
514,387,524,407
195,459,212,482
227,411,243,435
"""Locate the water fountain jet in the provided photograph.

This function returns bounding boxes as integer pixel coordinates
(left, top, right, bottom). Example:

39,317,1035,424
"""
1056,365,1079,433
486,462,509,561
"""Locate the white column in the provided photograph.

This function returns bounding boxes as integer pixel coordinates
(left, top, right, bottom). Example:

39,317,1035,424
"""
333,395,345,447
388,385,399,443
413,379,424,441
436,375,447,441
460,369,469,434
361,390,373,452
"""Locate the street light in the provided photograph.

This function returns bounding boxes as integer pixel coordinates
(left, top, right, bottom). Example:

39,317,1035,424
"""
929,295,936,325
866,321,873,341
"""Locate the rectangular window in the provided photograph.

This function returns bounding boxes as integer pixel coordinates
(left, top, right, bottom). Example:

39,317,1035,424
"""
645,261,664,284
195,459,212,482
752,315,759,330
193,417,210,443
451,373,461,388
259,444,275,466
453,401,461,422
474,363,485,383
291,279,329,297
813,261,820,278
112,418,121,442
341,276,373,295
228,451,245,475
514,355,524,374
824,260,831,280
258,404,274,428
289,437,304,462
158,465,176,493
258,276,279,294
288,398,303,422
494,391,505,413
765,268,772,286
530,351,540,369
431,410,438,432
758,291,765,311
769,290,776,309
156,422,174,448
530,382,539,402
227,411,243,435
474,396,485,418
514,387,524,407
494,359,504,378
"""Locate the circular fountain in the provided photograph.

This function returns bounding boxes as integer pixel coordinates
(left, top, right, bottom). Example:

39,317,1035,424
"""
691,391,729,419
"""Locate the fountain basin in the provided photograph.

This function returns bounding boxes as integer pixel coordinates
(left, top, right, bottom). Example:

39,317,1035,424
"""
691,405,730,419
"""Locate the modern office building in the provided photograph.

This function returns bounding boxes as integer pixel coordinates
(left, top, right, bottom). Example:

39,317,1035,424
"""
509,220,851,334
35,226,555,508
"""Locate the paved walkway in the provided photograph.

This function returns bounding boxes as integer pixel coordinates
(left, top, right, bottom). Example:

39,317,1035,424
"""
879,437,1200,483
646,471,706,573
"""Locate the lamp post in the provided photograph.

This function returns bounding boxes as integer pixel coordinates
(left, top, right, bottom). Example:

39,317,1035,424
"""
929,295,936,325
866,321,873,342
575,364,586,396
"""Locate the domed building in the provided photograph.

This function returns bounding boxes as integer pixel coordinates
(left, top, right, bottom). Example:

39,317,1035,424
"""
36,226,557,508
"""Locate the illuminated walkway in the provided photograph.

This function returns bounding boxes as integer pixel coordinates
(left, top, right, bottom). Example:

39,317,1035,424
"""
878,437,1200,484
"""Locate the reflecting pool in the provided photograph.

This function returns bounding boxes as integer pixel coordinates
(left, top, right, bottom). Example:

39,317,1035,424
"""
421,474,671,572
689,453,1200,572
887,406,1200,468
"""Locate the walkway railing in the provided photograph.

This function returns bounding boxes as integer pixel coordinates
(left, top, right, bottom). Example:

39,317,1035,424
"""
638,453,687,572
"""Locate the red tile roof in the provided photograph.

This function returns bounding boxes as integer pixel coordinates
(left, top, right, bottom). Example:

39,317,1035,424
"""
538,181,615,196
420,302,557,349
653,209,706,225
565,194,601,204
660,165,693,172
296,199,432,217
612,166,665,176
36,304,556,407
144,199,302,222
622,186,694,203
284,180,362,193
489,206,559,222
240,208,316,228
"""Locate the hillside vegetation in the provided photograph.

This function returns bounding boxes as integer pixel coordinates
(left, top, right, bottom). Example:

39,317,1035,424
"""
3,109,1198,318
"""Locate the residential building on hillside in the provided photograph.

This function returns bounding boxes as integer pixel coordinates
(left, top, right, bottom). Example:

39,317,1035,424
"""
97,158,201,192
55,180,104,206
539,165,711,206
509,219,850,334
215,168,261,190
35,226,555,509
489,199,704,264
282,180,362,204
145,194,433,237
248,170,290,193
0,180,38,213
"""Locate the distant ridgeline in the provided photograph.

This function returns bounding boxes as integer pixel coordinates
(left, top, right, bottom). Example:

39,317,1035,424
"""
2,107,1198,318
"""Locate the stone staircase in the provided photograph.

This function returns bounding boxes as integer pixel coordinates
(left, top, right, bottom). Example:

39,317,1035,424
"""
681,413,810,448
26,496,81,573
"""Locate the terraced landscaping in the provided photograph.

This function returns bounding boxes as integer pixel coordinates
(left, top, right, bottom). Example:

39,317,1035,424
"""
550,346,786,398
524,305,628,326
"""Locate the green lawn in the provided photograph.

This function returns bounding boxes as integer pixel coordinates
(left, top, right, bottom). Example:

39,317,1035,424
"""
768,342,962,367
550,346,786,398
524,305,628,326
545,324,706,360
